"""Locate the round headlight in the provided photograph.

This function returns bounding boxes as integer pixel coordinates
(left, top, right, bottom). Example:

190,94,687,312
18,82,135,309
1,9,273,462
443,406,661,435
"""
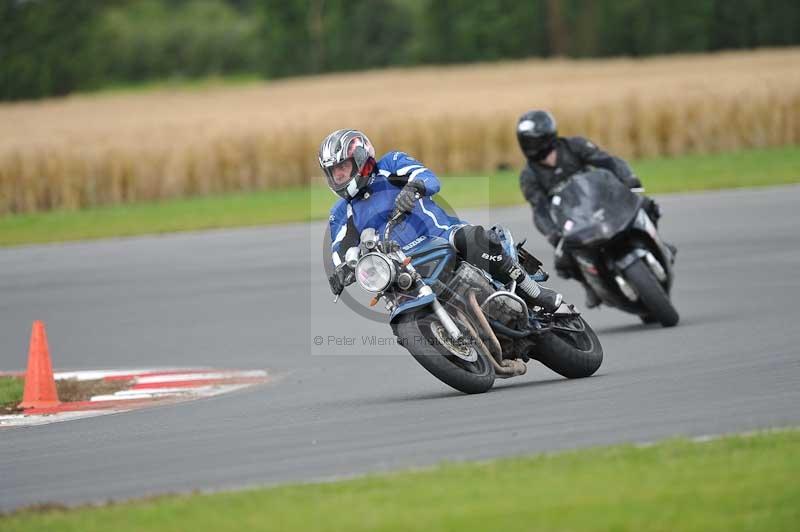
355,253,395,292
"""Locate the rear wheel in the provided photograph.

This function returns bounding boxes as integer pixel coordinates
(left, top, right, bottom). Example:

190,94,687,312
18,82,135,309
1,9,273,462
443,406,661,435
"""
533,314,603,378
624,258,679,327
395,310,495,394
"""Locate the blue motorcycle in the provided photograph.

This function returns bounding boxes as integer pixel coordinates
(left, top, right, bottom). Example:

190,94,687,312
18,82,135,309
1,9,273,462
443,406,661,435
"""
342,210,603,394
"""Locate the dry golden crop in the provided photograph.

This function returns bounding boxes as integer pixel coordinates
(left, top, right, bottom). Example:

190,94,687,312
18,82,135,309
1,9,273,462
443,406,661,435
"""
1,48,798,214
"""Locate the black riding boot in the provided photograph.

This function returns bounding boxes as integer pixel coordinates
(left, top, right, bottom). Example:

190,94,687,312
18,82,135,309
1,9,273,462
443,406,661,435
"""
452,225,563,313
582,281,601,308
555,249,599,308
643,197,678,263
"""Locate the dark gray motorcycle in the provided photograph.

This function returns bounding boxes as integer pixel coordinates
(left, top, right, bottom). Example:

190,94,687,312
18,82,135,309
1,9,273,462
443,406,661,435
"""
549,169,679,327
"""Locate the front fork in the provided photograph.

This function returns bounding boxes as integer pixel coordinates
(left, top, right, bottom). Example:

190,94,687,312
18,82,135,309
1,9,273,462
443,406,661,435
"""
418,284,463,340
398,246,464,341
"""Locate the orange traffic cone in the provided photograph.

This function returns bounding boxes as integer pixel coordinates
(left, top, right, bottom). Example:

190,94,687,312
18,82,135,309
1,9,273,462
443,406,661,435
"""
19,321,60,409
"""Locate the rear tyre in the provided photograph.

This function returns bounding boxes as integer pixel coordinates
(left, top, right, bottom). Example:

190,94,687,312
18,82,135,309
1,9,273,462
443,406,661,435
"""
395,310,495,394
533,315,603,378
624,258,679,327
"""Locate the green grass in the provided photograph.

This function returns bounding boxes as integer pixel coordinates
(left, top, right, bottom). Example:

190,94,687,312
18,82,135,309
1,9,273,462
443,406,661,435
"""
0,186,330,247
1,145,798,247
0,376,23,411
85,73,263,97
3,430,798,531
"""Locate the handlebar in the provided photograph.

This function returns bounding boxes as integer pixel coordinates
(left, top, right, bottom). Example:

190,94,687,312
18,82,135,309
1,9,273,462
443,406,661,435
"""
382,208,406,249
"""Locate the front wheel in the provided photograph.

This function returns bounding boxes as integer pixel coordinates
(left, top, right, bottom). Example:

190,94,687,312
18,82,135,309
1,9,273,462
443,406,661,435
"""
533,314,603,378
624,258,679,327
395,310,495,394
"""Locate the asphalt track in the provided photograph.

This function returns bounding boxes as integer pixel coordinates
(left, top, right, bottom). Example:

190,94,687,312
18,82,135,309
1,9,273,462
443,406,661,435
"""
1,186,799,511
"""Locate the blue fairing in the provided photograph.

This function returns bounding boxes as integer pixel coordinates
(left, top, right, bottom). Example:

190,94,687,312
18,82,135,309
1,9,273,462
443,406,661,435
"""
389,236,453,324
388,228,545,324
401,235,451,256
389,293,436,324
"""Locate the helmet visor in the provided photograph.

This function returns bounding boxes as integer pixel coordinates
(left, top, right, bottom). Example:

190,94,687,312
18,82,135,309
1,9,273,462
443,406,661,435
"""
323,157,357,191
521,137,555,161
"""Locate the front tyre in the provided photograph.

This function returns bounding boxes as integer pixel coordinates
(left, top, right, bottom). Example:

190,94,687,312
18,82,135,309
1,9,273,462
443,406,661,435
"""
395,310,495,394
624,258,679,327
533,314,603,378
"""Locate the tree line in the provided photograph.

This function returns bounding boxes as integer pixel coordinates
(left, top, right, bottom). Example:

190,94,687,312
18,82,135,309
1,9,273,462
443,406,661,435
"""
2,0,799,101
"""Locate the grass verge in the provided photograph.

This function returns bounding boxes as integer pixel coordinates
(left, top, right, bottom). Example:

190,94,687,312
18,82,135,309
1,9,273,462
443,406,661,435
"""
3,430,798,531
0,377,24,414
1,145,798,247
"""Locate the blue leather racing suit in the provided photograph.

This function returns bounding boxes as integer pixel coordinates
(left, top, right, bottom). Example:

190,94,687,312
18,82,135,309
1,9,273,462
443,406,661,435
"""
328,151,465,267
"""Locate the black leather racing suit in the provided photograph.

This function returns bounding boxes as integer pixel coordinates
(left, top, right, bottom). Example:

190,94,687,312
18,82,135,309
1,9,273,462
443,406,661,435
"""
520,136,643,243
519,136,656,280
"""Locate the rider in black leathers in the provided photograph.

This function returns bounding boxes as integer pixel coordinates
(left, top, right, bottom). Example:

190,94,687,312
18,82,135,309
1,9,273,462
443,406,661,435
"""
517,109,669,308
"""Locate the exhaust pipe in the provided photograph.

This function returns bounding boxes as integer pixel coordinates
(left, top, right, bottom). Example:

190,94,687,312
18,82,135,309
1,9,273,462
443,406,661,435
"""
465,291,526,378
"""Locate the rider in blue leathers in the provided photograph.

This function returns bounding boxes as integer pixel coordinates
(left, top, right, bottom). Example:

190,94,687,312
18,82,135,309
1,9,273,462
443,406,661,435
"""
328,150,463,266
321,129,562,312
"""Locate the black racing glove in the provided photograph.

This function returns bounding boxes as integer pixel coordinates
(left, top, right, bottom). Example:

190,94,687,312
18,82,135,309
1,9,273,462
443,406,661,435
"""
642,196,662,222
547,232,561,247
394,181,425,214
328,265,354,296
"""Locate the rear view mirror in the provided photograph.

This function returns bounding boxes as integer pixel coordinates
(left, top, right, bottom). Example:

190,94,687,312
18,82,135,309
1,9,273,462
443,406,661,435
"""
345,246,361,268
360,228,378,250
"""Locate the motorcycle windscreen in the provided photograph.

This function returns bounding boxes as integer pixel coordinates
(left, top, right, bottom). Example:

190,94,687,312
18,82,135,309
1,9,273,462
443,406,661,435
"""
549,170,642,247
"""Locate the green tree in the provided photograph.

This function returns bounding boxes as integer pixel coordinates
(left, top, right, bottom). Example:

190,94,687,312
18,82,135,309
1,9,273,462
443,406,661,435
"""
593,0,713,57
256,0,313,77
1,0,103,100
710,0,800,49
418,0,547,63
96,0,260,82
257,0,413,77
3,0,800,101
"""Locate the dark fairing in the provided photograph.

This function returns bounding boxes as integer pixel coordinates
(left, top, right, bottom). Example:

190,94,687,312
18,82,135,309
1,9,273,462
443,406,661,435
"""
550,169,642,248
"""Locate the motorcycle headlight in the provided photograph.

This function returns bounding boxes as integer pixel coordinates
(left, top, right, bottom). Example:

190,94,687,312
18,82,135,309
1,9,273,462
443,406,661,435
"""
355,253,395,292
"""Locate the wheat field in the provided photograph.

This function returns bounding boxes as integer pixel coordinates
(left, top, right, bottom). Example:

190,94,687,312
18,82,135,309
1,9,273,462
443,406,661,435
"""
1,48,798,214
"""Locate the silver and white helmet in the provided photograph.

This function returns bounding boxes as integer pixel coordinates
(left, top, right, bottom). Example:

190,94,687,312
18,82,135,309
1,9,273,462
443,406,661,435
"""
318,129,376,199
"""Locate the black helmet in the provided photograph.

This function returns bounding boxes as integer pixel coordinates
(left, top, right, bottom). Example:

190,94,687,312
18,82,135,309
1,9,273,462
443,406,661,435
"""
516,110,557,161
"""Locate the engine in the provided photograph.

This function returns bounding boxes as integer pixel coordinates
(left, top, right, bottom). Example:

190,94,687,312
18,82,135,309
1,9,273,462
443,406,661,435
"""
443,262,527,328
444,262,494,302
